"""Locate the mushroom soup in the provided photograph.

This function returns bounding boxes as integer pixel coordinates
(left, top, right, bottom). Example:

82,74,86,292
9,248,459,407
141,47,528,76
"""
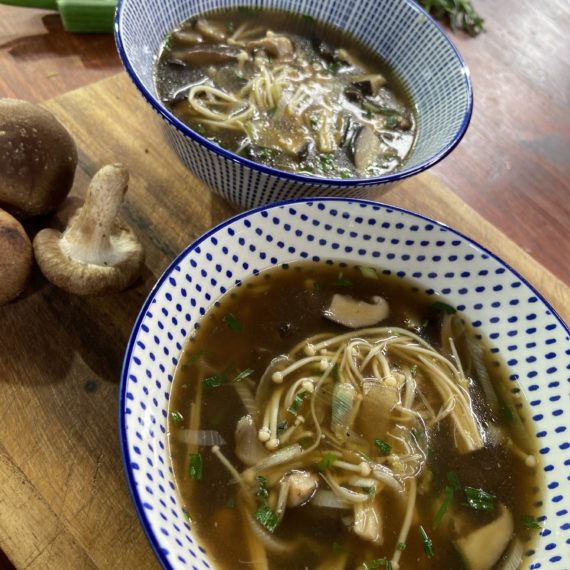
168,261,542,569
155,10,416,179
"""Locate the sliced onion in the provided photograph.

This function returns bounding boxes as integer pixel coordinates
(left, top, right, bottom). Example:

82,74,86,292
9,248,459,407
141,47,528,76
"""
177,429,225,446
310,489,351,509
248,443,303,473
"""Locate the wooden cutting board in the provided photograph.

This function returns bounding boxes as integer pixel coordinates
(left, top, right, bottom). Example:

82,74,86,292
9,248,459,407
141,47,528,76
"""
0,73,567,569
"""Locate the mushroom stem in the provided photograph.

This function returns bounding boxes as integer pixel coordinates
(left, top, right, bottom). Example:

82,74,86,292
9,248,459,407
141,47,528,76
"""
62,164,129,266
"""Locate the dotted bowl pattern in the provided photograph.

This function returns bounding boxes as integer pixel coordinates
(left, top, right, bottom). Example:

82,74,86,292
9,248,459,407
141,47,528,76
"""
115,0,472,209
120,198,570,569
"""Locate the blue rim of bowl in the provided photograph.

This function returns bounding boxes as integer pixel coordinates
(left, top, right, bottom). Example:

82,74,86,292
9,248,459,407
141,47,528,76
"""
119,197,569,570
114,0,473,187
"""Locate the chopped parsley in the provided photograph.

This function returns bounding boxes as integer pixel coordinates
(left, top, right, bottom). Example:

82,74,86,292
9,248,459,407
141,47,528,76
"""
231,368,254,383
255,504,279,533
203,374,224,389
169,410,184,426
316,453,338,471
432,300,456,314
419,525,434,558
464,486,496,512
374,439,392,456
410,364,418,377
521,515,542,530
363,558,392,570
194,123,206,136
287,391,307,415
319,153,336,173
255,475,269,499
433,484,454,528
185,350,204,366
332,541,344,553
223,313,242,332
188,453,203,480
334,272,352,287
447,470,461,491
396,542,406,551
499,397,515,423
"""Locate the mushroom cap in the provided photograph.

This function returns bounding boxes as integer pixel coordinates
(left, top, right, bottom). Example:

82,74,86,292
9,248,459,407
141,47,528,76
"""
0,208,33,305
33,226,144,296
0,98,78,218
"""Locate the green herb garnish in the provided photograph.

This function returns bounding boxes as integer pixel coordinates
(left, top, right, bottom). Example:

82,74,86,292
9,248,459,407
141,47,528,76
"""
410,364,418,377
332,541,344,553
374,439,392,456
433,485,454,528
447,470,461,491
499,398,515,423
169,410,184,426
259,147,275,160
255,475,269,499
185,350,204,366
319,153,336,172
419,525,434,558
464,486,495,512
432,300,456,314
203,374,224,389
302,13,316,23
313,280,321,291
363,558,392,569
188,453,203,480
334,272,352,287
416,0,484,37
287,391,307,415
255,504,279,533
317,453,338,471
396,542,406,551
194,123,206,136
521,515,542,530
223,313,242,332
232,368,254,383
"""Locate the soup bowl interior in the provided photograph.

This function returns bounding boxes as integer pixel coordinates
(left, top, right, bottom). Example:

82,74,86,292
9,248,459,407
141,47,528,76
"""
120,198,569,569
115,0,472,207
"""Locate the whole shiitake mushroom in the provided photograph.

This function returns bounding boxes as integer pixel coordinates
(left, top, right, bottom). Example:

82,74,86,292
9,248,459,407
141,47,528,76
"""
0,98,78,218
0,208,33,305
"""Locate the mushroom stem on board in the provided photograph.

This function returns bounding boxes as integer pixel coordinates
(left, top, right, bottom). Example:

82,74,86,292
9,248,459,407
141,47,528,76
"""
33,164,144,295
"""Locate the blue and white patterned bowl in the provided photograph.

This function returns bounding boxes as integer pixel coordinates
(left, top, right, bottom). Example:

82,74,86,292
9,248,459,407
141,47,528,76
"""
120,198,569,569
115,0,473,209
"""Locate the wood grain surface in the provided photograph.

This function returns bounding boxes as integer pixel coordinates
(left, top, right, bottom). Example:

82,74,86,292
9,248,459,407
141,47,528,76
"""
0,73,568,569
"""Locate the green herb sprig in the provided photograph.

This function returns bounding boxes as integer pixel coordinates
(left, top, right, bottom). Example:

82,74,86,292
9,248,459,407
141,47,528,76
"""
417,0,484,37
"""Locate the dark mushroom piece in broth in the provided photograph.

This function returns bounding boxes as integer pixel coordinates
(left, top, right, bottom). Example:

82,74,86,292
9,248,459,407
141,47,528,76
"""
155,9,416,179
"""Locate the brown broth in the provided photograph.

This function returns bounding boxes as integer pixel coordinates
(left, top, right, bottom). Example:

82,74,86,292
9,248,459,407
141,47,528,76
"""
155,9,416,179
168,261,542,569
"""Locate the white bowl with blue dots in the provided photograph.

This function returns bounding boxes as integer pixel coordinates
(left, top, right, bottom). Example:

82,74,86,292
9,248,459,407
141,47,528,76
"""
120,198,570,569
115,0,473,209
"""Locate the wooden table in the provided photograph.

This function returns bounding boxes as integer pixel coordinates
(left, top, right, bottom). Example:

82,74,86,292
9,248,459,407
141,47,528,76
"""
0,3,568,569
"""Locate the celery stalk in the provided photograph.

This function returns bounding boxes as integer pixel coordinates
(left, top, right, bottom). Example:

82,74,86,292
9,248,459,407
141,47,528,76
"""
0,0,117,33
